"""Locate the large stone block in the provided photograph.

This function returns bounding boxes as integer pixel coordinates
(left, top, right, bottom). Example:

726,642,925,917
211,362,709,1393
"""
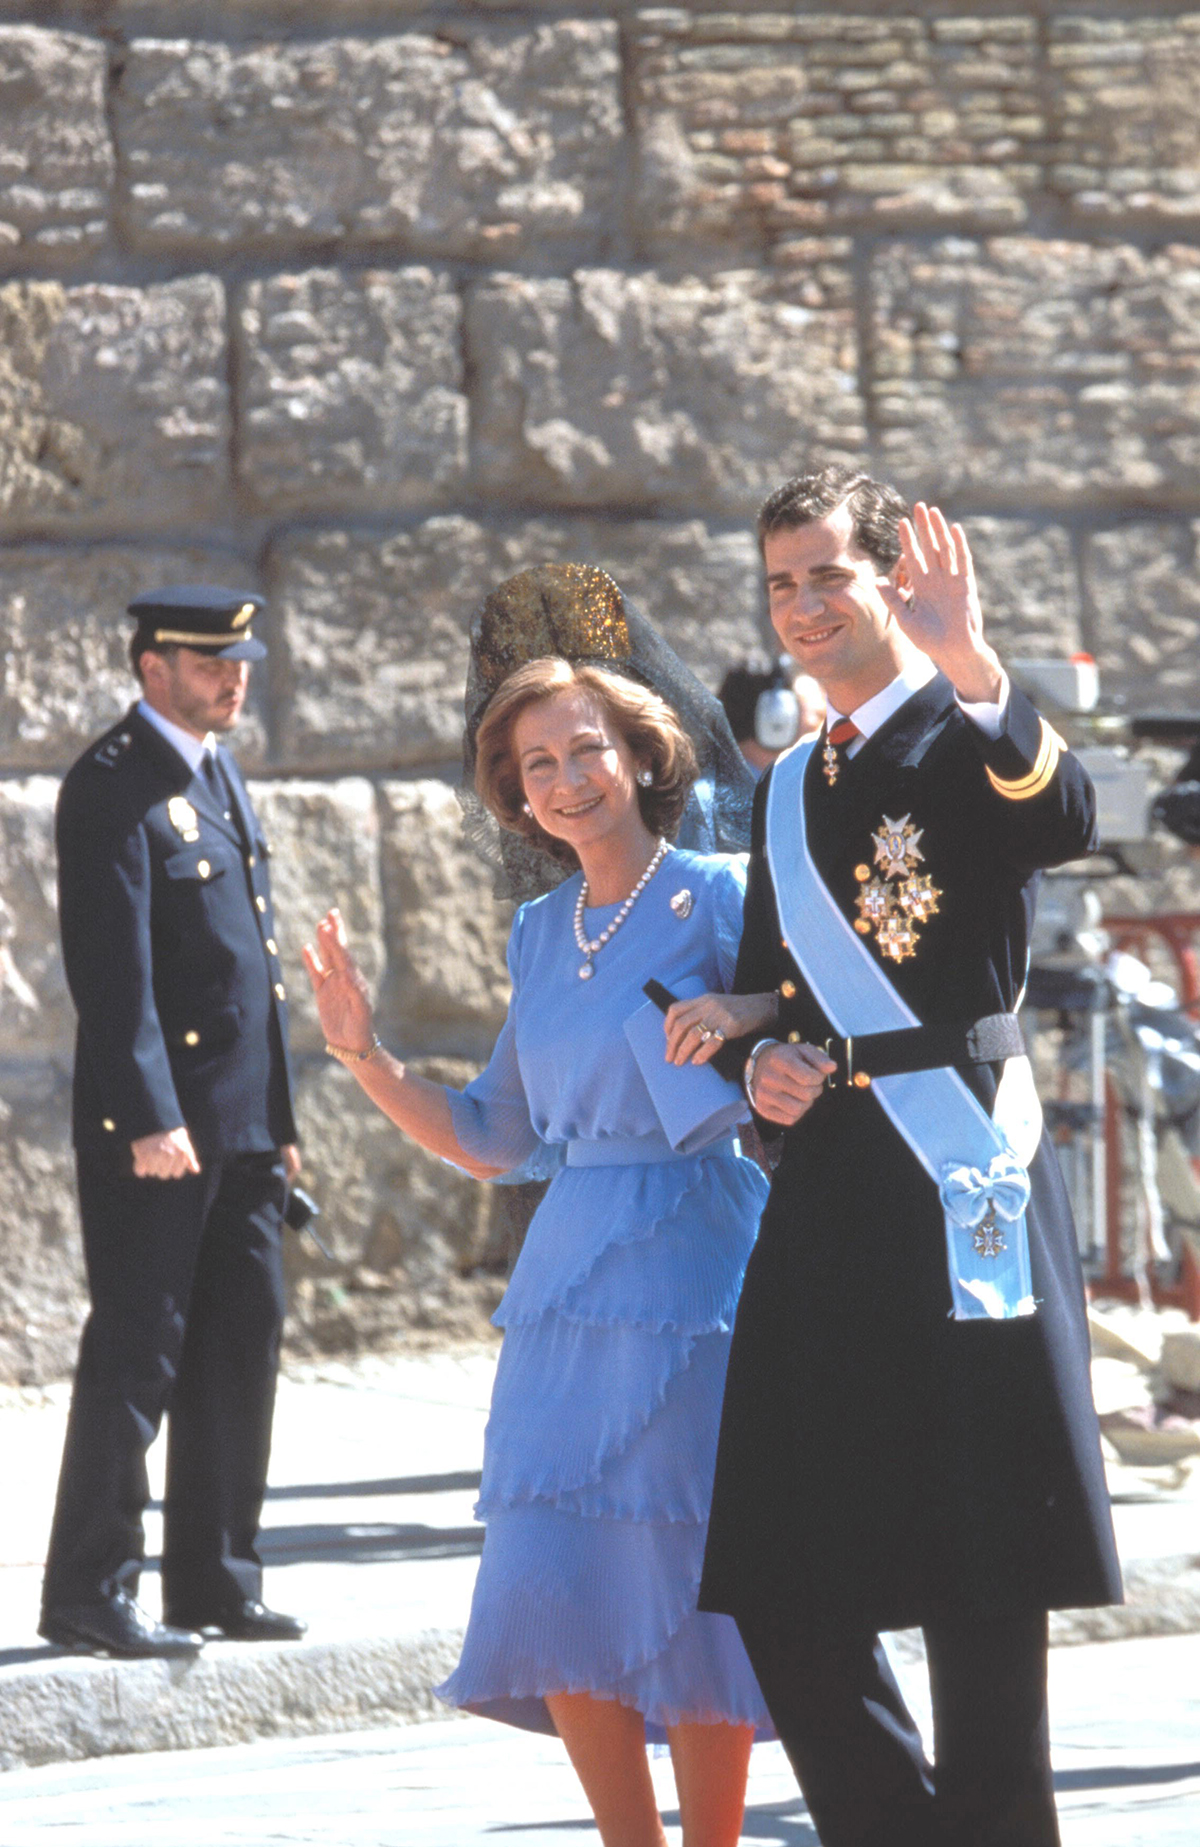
244,779,385,1057
0,1064,84,1387
269,514,766,773
870,238,1200,504
633,10,1042,250
115,25,622,260
0,27,112,265
0,778,70,1061
236,267,468,514
962,520,1083,662
378,779,514,1050
467,266,864,513
286,1054,498,1351
0,546,267,772
1082,523,1200,713
1050,15,1200,221
0,277,230,534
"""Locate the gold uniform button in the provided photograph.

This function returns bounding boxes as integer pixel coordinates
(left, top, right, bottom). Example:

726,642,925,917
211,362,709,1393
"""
247,854,256,868
853,1071,872,1089
197,859,211,879
780,979,796,999
102,1118,116,1133
854,920,871,935
787,1031,801,1044
854,863,871,882
266,937,278,955
256,895,267,913
274,982,286,1000
184,1030,200,1047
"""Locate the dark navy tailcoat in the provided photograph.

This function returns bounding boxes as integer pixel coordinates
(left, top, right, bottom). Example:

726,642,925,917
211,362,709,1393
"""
699,677,1123,1634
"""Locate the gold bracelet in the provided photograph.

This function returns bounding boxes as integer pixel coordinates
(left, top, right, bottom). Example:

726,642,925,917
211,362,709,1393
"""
325,1033,381,1066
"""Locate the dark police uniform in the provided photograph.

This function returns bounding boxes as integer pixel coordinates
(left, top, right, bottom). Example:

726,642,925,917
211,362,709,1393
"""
41,588,298,1646
699,674,1122,1846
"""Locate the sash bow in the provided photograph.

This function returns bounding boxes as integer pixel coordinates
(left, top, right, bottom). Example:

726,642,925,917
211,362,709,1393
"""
940,1152,1032,1230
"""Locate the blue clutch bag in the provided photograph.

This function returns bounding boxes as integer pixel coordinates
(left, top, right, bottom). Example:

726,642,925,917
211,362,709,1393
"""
623,975,749,1155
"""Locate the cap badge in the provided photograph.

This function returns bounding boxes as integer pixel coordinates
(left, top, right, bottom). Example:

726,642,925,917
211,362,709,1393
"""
232,602,256,629
669,889,693,919
168,796,200,843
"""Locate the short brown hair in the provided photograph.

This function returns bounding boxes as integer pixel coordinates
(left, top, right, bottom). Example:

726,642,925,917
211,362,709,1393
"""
757,464,908,571
475,659,698,868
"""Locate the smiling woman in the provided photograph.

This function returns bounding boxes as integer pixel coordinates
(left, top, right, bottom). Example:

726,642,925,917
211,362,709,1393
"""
304,566,782,1847
474,658,696,884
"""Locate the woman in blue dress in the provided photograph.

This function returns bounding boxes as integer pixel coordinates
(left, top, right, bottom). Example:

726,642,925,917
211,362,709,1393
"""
305,647,778,1847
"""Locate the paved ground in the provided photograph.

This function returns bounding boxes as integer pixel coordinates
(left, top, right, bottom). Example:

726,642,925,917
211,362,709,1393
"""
0,1303,1199,1838
0,1633,1196,1844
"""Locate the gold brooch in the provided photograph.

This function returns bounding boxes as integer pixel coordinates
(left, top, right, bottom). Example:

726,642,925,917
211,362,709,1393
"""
854,814,940,962
168,796,200,843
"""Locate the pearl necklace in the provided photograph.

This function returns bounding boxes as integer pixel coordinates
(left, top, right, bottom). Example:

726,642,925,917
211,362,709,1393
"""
573,837,671,980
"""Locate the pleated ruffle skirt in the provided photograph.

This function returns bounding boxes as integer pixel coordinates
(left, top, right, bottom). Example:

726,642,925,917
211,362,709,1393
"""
436,1146,774,1742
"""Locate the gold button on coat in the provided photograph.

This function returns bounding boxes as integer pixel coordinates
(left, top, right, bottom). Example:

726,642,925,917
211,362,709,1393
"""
266,938,278,955
853,1071,872,1089
247,855,256,868
780,979,796,999
102,1118,116,1133
197,859,211,878
274,982,286,1000
256,896,267,913
854,864,871,882
787,1031,801,1044
184,1030,200,1046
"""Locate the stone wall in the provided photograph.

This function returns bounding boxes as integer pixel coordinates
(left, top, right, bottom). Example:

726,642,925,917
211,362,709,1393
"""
2,2,1200,1382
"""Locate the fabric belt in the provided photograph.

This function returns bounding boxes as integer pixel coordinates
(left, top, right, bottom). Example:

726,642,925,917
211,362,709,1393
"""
566,1132,740,1167
824,1013,1025,1088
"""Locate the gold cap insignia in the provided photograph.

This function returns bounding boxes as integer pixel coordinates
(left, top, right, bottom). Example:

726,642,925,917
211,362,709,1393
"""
232,602,256,629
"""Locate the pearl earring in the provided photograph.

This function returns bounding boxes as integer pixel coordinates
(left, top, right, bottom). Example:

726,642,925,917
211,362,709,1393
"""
521,802,533,816
636,769,653,788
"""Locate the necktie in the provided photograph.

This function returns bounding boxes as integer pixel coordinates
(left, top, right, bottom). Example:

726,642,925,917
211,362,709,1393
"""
201,750,237,829
823,717,860,786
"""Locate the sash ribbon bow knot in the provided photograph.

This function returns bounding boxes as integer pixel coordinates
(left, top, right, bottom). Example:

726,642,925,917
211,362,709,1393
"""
940,1151,1031,1230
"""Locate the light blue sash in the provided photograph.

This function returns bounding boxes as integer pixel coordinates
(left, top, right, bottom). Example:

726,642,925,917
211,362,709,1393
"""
766,740,1036,1322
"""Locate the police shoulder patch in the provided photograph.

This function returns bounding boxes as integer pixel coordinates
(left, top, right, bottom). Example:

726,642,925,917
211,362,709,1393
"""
94,730,134,770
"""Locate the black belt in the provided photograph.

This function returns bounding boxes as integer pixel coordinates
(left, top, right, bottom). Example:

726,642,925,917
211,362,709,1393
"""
823,1013,1025,1089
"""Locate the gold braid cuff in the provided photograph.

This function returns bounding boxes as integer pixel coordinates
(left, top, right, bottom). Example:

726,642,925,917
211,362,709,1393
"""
985,719,1064,803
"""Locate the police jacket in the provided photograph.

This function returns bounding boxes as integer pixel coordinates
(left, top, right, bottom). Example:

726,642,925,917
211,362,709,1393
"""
57,705,297,1161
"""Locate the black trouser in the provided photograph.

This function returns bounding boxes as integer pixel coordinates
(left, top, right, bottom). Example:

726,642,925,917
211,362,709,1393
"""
42,1148,287,1619
736,1606,1057,1847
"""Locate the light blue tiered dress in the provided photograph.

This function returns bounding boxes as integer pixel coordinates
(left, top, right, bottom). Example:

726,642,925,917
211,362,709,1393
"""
436,848,773,1743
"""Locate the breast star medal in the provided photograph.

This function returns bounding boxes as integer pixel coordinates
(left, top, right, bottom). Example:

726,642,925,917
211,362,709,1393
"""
669,889,693,919
853,814,941,962
167,796,200,843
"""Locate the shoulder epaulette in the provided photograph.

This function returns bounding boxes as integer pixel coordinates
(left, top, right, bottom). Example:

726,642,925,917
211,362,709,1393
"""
94,729,134,770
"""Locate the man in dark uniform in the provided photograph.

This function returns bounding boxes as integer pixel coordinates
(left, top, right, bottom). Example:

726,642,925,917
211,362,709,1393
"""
40,586,306,1658
697,469,1122,1845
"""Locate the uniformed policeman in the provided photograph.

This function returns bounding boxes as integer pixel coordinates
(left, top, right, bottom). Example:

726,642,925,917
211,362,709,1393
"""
40,586,306,1658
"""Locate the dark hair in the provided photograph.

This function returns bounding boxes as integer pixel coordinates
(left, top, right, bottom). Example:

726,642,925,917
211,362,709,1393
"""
475,658,698,868
757,464,908,572
129,633,179,684
717,662,777,744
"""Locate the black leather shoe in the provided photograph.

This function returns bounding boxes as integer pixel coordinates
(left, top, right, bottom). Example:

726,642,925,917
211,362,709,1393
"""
167,1599,307,1642
39,1592,204,1659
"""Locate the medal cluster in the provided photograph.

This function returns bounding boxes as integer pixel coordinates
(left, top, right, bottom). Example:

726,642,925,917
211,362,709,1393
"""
853,813,941,963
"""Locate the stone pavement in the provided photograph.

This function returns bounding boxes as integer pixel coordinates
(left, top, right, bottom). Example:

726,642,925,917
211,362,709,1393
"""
0,1634,1197,1844
1,1318,1199,1773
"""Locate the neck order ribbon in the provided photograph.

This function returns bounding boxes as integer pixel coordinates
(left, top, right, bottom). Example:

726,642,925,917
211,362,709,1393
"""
766,740,1036,1323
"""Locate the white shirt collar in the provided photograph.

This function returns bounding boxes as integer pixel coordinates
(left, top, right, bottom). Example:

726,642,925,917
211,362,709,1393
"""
136,699,216,775
825,654,938,741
